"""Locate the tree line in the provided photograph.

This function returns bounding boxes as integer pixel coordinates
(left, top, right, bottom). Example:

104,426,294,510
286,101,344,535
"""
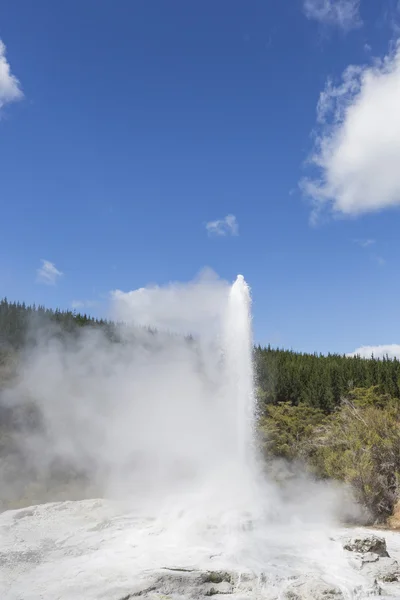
2,298,399,413
0,298,110,349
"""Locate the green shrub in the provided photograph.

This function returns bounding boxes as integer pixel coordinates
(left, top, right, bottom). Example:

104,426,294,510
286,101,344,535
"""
258,402,325,461
310,387,400,521
260,387,400,522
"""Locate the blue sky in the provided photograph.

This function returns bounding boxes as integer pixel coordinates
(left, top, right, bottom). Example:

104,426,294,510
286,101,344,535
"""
1,0,400,355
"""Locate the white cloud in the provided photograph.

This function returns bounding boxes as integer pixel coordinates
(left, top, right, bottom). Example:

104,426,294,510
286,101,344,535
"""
348,344,400,359
0,39,23,111
205,214,238,237
36,260,63,286
303,0,361,30
302,42,400,221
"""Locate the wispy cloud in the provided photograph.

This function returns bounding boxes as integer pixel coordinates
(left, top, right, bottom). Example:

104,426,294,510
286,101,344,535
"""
382,0,400,35
36,260,63,286
353,239,386,266
0,39,23,111
348,344,400,359
71,300,99,310
303,0,361,30
373,254,386,267
205,214,238,237
354,238,375,248
301,42,400,223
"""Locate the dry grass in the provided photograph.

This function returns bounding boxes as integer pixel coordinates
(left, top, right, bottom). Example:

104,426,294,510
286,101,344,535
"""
387,500,400,530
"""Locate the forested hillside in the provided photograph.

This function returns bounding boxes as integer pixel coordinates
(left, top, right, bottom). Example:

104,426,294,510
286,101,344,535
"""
2,298,399,412
255,345,400,413
1,298,400,523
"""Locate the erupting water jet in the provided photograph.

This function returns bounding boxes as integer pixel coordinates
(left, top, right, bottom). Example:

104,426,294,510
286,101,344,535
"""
223,275,255,468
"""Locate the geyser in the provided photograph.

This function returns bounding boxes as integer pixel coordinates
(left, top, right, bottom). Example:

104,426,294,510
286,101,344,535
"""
1,271,378,599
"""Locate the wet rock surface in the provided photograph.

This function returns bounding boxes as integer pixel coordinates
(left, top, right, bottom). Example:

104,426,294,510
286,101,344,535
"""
108,567,391,600
108,536,400,600
2,501,400,600
111,570,349,600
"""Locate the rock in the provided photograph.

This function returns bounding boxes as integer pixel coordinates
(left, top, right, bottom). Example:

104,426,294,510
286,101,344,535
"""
200,572,234,596
361,552,380,564
346,551,382,571
354,579,383,597
204,581,233,596
283,578,344,599
343,536,389,558
201,571,233,585
127,569,237,598
361,557,400,583
341,534,400,585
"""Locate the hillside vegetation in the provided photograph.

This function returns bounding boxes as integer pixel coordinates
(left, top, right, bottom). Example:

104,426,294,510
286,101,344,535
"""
1,298,400,523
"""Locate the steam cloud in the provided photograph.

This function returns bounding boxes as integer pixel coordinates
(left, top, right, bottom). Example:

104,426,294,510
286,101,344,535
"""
0,270,364,578
2,271,235,504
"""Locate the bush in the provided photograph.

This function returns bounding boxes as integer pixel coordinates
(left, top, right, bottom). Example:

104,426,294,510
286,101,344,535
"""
258,402,326,461
310,387,400,521
259,387,400,523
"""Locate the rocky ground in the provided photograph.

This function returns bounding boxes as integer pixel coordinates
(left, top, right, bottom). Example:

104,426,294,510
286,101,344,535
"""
1,499,400,600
